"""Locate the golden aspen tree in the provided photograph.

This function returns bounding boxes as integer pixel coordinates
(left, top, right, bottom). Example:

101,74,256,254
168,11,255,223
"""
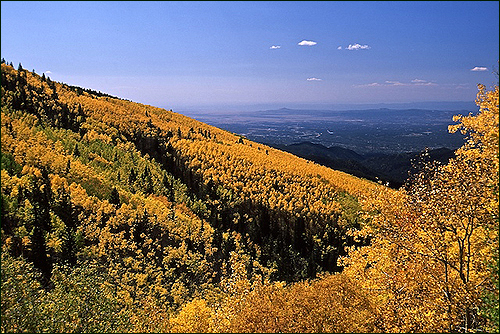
341,83,499,332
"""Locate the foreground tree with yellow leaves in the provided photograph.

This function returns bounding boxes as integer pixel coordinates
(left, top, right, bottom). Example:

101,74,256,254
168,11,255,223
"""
342,83,499,332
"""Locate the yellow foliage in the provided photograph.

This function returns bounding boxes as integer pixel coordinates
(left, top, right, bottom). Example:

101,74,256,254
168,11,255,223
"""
3,62,497,333
341,83,499,332
169,298,216,333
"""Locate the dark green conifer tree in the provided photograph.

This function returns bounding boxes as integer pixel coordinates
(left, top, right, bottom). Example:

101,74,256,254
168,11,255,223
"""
73,144,80,157
128,168,137,184
109,187,120,206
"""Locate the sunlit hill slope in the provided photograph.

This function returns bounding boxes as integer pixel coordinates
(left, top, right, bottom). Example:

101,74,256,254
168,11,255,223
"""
2,61,497,333
0,61,382,327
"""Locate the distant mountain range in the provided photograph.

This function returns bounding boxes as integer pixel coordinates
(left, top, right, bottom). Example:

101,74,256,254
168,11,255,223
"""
175,101,478,113
273,141,456,188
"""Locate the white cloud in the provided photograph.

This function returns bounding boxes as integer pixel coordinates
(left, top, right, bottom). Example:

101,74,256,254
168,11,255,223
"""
306,77,322,81
298,40,317,46
337,46,342,50
411,79,437,86
353,82,384,87
354,79,437,88
470,66,488,71
44,71,52,74
453,84,469,90
270,45,281,49
346,43,370,50
385,80,404,86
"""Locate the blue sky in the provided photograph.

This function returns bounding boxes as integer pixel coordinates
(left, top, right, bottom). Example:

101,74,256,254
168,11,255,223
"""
1,1,499,110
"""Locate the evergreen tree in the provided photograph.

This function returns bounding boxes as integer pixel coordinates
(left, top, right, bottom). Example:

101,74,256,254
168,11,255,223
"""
73,144,80,157
65,159,71,174
28,168,53,283
140,166,154,194
109,187,120,206
53,188,78,266
128,168,137,184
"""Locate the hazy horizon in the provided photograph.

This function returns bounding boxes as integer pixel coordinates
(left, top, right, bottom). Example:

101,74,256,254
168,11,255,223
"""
173,100,479,113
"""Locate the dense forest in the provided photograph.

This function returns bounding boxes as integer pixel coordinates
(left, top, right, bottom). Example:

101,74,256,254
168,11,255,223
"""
1,61,498,332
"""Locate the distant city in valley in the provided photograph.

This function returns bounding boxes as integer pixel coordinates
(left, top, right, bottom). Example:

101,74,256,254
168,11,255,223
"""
180,104,475,155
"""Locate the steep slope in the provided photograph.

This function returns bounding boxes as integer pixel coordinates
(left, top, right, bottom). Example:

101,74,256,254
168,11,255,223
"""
1,62,382,281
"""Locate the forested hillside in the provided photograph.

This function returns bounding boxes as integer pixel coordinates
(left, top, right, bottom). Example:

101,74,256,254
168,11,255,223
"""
1,61,498,332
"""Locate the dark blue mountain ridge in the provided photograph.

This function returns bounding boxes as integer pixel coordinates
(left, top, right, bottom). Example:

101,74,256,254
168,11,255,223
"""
272,141,456,189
